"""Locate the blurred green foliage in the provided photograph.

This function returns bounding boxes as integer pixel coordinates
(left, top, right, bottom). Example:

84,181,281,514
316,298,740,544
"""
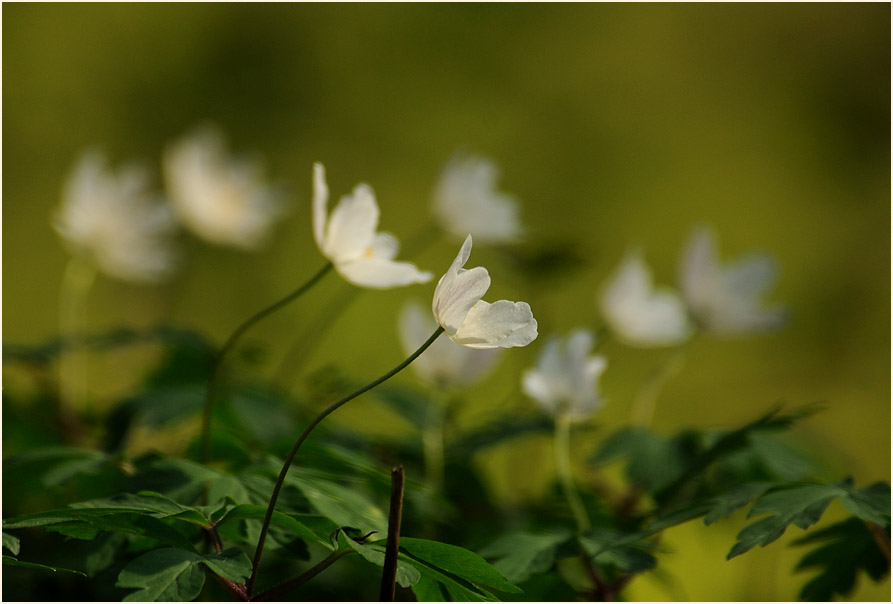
3,3,890,601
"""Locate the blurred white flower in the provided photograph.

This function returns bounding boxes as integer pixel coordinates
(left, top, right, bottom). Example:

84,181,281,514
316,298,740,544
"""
432,235,537,349
432,153,523,244
400,300,500,388
312,163,432,288
164,127,284,249
522,329,607,420
54,151,176,283
599,251,692,347
679,226,786,334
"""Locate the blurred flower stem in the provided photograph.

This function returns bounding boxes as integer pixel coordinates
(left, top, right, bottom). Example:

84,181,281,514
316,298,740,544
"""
554,414,591,533
422,390,448,492
247,325,445,596
630,345,690,429
58,257,97,419
200,262,333,463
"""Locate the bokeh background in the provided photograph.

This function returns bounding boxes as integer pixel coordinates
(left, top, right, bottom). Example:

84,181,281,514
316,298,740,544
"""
3,3,890,601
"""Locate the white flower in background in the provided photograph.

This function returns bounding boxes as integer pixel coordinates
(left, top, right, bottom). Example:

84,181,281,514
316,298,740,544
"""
432,153,523,244
54,152,176,283
599,251,692,347
164,127,284,249
313,163,433,288
522,329,608,420
679,226,786,334
400,301,501,388
432,235,537,349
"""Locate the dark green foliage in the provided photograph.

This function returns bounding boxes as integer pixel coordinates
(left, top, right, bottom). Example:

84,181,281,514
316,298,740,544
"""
115,547,250,601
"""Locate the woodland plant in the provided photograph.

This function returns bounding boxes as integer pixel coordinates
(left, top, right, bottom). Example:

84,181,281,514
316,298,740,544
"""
2,129,889,602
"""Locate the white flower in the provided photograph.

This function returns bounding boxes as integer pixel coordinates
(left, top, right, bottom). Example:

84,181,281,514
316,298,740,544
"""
522,329,608,420
313,163,432,288
54,151,176,283
400,301,500,388
432,153,523,244
679,226,786,334
599,251,692,347
432,235,537,349
164,127,284,249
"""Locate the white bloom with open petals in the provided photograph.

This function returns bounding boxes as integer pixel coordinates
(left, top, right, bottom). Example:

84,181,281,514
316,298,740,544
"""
432,235,537,349
432,154,523,244
54,152,176,283
164,127,285,249
400,301,500,388
313,163,432,288
522,329,607,420
680,226,786,334
599,251,692,347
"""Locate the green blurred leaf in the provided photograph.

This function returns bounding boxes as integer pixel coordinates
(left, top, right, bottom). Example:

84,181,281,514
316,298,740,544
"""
479,530,572,584
704,483,774,526
593,427,699,493
116,548,206,602
286,472,388,535
3,555,86,576
579,530,657,573
71,492,209,527
216,504,334,550
85,532,128,577
336,532,420,588
448,414,554,460
793,517,890,601
4,447,111,487
3,532,21,555
838,482,890,527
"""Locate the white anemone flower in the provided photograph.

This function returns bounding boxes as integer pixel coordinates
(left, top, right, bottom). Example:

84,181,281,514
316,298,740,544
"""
164,127,285,249
522,329,608,420
679,226,786,334
432,153,523,244
599,251,692,347
54,152,176,283
400,300,500,388
313,163,432,288
432,235,537,349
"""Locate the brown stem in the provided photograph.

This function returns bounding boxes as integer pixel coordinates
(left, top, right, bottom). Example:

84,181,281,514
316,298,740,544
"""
251,550,353,602
580,553,613,602
867,522,891,563
379,465,406,602
210,573,250,602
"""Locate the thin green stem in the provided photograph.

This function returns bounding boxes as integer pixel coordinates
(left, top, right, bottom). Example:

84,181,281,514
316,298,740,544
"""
629,346,689,428
554,415,591,533
200,262,333,463
247,325,445,596
422,390,447,492
58,257,97,416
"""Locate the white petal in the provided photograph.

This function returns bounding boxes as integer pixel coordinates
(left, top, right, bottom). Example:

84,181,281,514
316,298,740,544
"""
432,236,491,334
336,257,432,289
370,232,399,261
522,368,559,414
679,226,721,313
312,162,328,249
323,183,379,262
451,300,538,349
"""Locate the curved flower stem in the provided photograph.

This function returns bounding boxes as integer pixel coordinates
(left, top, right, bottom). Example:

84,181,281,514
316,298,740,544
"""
554,415,591,533
630,346,689,429
201,262,333,463
58,257,97,418
247,325,445,596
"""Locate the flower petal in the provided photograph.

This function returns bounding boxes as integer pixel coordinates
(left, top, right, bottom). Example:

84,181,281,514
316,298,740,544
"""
323,183,379,262
370,232,399,261
432,236,492,334
336,257,432,289
451,300,538,349
312,162,328,249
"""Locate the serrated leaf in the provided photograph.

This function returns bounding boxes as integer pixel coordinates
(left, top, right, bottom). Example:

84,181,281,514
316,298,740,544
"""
85,532,128,577
400,537,521,594
838,482,890,527
116,548,206,601
286,472,388,535
3,555,86,576
3,532,20,555
704,483,773,525
72,492,209,527
792,517,889,601
579,530,657,573
592,427,698,493
479,530,572,584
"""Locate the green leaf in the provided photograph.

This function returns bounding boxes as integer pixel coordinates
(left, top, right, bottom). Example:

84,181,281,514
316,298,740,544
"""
3,532,21,556
578,530,657,573
592,427,699,493
792,517,890,601
3,555,86,576
411,574,451,601
71,492,209,527
479,530,572,584
448,415,554,460
116,548,206,602
336,532,420,588
400,537,521,594
199,548,251,583
838,482,890,527
704,483,774,525
85,532,128,577
216,504,334,550
3,447,110,487
286,472,388,535
727,484,841,559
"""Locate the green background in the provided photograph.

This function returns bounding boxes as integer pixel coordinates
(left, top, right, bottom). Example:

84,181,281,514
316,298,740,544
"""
3,4,890,601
